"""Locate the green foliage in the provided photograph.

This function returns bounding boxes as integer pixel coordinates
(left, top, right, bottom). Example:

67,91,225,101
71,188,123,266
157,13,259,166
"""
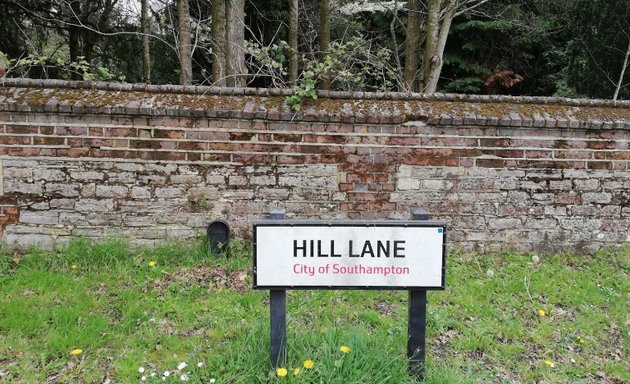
284,36,402,110
286,69,318,111
567,0,630,99
441,53,490,94
443,1,574,95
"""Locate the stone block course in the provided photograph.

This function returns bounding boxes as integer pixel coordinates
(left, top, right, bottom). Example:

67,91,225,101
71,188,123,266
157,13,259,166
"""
75,199,114,212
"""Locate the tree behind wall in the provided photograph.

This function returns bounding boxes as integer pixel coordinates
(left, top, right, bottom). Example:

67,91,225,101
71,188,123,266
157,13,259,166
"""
177,0,192,85
403,0,421,91
211,0,247,87
141,0,151,83
403,0,461,93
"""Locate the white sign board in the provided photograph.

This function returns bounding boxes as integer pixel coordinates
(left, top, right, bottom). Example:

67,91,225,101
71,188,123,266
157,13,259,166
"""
253,220,446,289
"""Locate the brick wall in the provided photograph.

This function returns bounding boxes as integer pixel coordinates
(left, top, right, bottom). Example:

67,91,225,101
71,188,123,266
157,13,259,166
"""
1,79,629,253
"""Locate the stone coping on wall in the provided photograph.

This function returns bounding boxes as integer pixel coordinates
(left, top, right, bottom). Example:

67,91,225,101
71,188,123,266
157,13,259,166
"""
1,78,629,129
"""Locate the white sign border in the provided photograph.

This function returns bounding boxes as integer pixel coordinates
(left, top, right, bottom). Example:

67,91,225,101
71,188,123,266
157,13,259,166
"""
253,220,447,290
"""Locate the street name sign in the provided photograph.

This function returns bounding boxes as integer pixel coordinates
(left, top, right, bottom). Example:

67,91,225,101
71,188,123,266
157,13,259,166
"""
253,220,447,290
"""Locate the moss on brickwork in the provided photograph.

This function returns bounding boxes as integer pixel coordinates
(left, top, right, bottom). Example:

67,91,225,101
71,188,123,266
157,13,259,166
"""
1,79,628,128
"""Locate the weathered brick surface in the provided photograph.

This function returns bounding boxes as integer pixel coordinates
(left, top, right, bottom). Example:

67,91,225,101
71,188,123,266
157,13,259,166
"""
0,79,629,252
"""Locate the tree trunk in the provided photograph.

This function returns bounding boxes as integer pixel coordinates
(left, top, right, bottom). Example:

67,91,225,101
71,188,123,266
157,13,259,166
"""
418,0,441,93
613,38,630,101
319,0,331,90
226,0,247,87
211,0,227,86
424,0,455,93
403,0,421,91
177,0,192,85
288,0,298,84
141,0,151,83
68,0,82,80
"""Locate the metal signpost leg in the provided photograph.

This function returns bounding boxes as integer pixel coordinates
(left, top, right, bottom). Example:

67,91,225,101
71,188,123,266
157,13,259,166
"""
408,208,429,381
270,289,286,367
269,208,286,368
408,289,427,380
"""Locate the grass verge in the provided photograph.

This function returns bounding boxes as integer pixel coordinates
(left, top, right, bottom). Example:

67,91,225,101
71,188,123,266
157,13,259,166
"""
0,239,627,383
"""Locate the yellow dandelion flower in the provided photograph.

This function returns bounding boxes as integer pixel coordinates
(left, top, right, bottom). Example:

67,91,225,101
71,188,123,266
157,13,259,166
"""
293,368,301,376
71,264,77,269
149,261,156,267
303,359,314,369
276,368,288,377
70,349,83,356
577,336,585,344
340,346,350,354
538,310,546,317
544,360,555,368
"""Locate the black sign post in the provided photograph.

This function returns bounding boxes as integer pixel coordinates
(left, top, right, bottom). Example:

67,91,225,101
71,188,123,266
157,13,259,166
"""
269,208,286,368
408,208,431,381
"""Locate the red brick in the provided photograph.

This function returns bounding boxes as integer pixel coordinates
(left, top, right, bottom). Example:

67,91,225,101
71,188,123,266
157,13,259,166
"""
274,133,303,142
338,163,393,174
594,151,630,160
586,141,616,150
277,155,305,164
130,140,161,149
587,161,613,170
154,129,185,139
57,148,90,157
33,136,65,146
106,127,137,137
56,126,87,135
202,153,232,162
230,132,256,141
554,150,592,159
159,140,177,150
316,135,346,144
476,159,508,168
39,126,54,135
148,151,186,161
138,128,152,138
199,131,230,140
208,142,238,151
388,136,420,146
6,125,37,134
339,183,353,192
481,149,524,158
2,206,19,215
479,138,511,147
338,124,354,133
89,127,104,136
451,148,483,157
232,154,274,164
459,158,475,167
177,141,207,151
308,154,344,164
525,150,553,159
518,160,586,169
0,135,31,145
